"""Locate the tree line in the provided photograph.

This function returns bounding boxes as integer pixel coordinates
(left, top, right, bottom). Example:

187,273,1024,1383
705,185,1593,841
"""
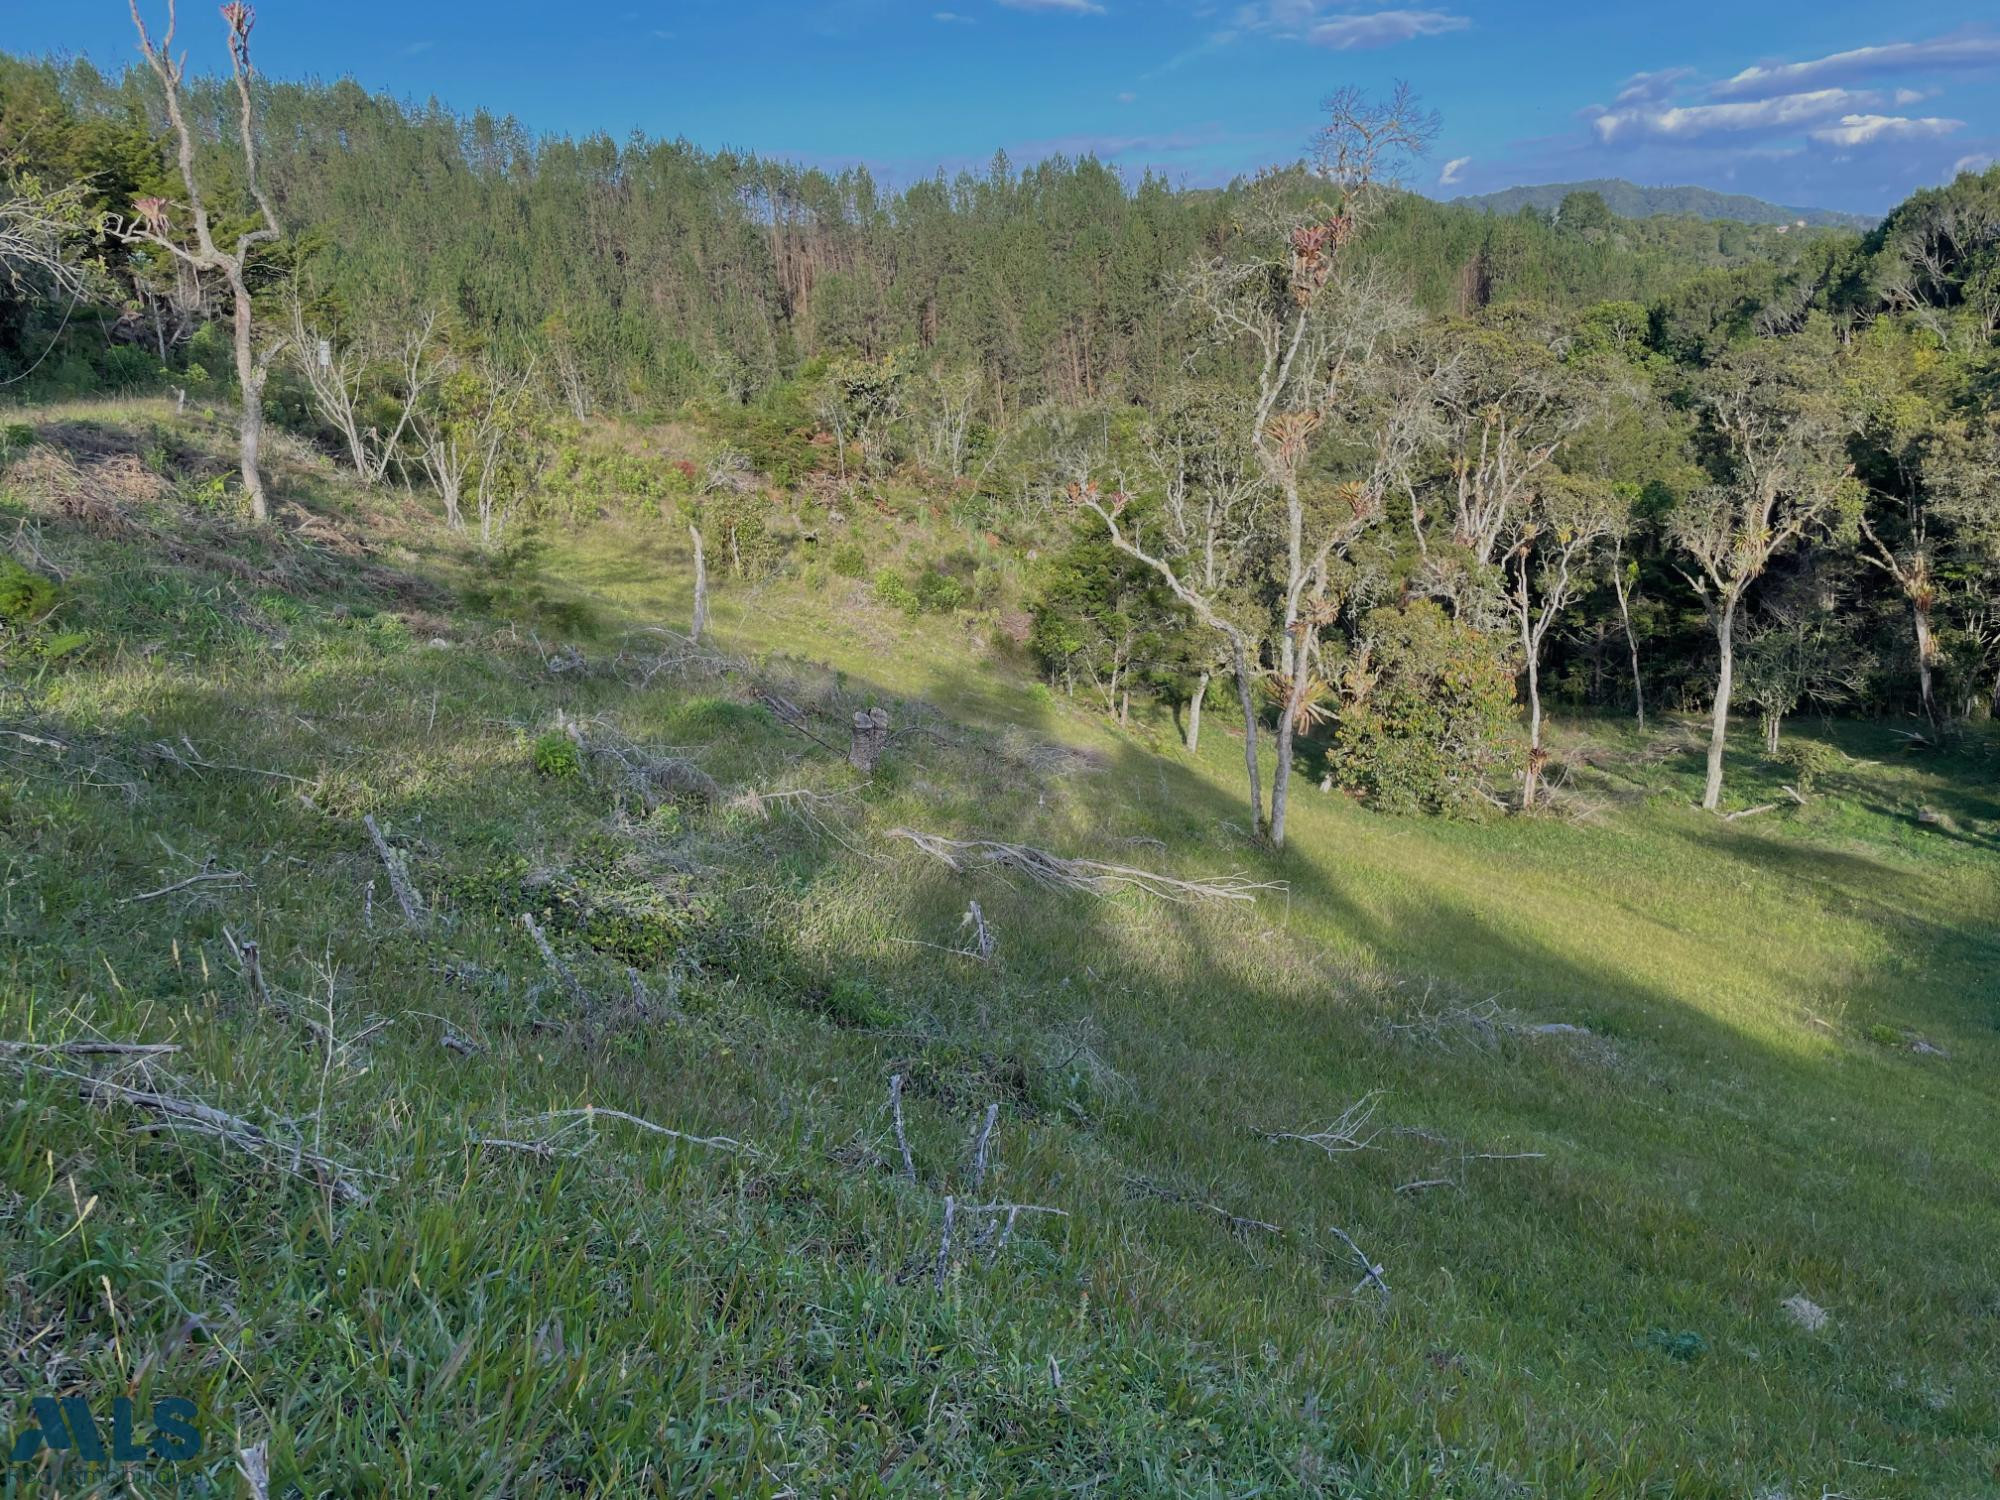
0,13,1995,840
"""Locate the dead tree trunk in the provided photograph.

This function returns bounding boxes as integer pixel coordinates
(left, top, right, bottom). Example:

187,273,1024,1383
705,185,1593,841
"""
689,524,708,644
119,1,284,524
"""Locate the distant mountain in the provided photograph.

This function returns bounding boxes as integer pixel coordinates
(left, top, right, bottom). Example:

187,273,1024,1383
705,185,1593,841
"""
1449,179,1875,231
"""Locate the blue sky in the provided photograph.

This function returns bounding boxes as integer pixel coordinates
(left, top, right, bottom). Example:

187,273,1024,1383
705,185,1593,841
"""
8,1,1998,214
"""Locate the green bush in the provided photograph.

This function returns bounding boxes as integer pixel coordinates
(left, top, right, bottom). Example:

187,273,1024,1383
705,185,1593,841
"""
0,557,58,627
830,541,867,578
1334,601,1517,817
532,731,583,780
0,423,34,454
1768,738,1841,793
913,566,968,614
874,568,920,614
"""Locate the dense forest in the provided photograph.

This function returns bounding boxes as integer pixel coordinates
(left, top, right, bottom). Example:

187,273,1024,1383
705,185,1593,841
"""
2,42,1997,837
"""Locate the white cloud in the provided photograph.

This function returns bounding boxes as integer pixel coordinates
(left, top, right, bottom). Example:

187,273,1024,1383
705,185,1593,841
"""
1305,10,1469,49
1237,4,1468,50
934,10,976,21
1438,155,1470,186
1591,87,1881,145
1613,68,1694,107
997,0,1105,12
1807,114,1964,148
1117,90,1138,104
1954,153,1996,175
1712,34,2000,100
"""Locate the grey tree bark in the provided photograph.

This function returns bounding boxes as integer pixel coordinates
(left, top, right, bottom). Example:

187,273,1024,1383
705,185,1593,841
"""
689,524,709,644
1702,596,1739,813
1185,670,1210,753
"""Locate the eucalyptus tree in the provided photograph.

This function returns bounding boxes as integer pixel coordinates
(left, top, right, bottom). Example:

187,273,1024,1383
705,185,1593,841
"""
1673,332,1861,811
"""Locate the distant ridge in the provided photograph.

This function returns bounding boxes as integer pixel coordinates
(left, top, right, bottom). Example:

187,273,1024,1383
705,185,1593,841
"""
1448,178,1875,231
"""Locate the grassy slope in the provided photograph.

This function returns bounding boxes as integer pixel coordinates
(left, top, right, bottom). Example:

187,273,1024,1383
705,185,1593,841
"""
2,402,1997,1497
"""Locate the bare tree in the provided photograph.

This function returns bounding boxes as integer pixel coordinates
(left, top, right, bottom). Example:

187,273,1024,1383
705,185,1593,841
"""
1410,320,1594,623
1504,478,1622,809
918,366,983,481
1672,341,1858,811
0,170,92,298
1606,534,1647,729
288,299,440,485
116,1,285,521
1163,86,1436,847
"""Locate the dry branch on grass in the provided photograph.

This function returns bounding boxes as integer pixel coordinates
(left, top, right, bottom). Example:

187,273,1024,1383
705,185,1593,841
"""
522,913,586,1006
887,828,1279,904
888,1072,916,1181
1,1053,371,1205
1259,1092,1383,1156
561,714,721,809
500,1106,757,1156
363,814,425,924
0,1039,180,1059
123,856,250,904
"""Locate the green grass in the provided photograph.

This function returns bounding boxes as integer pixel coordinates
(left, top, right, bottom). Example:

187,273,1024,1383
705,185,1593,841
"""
2,407,1996,1495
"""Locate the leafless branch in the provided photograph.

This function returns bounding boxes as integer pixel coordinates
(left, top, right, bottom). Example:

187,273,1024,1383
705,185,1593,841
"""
887,828,1279,904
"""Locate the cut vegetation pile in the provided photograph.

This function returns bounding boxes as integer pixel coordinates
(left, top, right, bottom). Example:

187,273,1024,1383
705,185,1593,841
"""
1,403,1996,1495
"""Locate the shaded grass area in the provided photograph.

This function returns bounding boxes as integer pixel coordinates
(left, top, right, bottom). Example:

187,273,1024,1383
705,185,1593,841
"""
0,407,1995,1495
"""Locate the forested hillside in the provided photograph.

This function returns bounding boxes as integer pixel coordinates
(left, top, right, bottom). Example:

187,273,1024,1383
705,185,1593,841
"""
1452,177,1876,230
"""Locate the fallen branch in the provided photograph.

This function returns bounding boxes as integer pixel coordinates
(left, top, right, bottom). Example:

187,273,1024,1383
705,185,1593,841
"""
887,828,1279,905
522,913,585,1005
1258,1092,1382,1157
1724,802,1780,822
123,857,249,904
472,1136,561,1161
504,1106,756,1156
888,1072,915,1181
363,814,425,923
968,1102,999,1190
148,735,314,786
1325,1224,1391,1304
0,1039,179,1059
54,1070,368,1205
1125,1174,1281,1235
934,1194,956,1291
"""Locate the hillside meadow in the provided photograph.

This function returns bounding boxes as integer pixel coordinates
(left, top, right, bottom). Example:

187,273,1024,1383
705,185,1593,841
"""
0,403,1995,1495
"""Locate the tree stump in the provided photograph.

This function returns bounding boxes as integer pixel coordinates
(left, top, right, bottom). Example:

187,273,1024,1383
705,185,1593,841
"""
850,708,890,773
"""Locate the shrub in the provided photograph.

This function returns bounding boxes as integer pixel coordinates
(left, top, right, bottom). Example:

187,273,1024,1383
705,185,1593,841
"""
532,731,583,780
874,568,920,614
0,557,58,628
0,423,34,454
1334,601,1517,817
1768,738,1841,794
830,541,867,578
913,567,967,614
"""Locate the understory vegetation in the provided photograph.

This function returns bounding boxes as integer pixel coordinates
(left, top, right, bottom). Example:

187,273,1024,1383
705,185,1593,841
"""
1,13,1998,1497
